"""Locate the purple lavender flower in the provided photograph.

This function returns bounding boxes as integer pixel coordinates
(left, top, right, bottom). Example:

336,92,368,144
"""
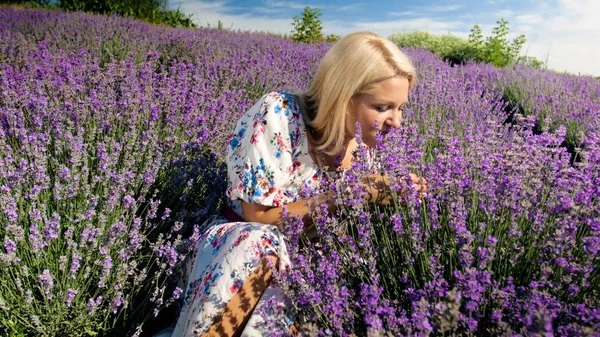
98,256,113,288
43,213,60,242
70,253,82,279
3,236,16,254
1,5,598,336
28,224,46,253
38,269,54,300
65,288,78,308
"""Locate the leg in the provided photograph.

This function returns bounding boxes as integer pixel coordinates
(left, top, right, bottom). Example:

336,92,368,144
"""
239,278,298,337
202,253,280,337
172,223,292,336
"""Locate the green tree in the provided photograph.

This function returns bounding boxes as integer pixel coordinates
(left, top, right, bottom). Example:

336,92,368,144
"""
0,0,52,7
468,24,484,59
57,0,163,16
469,19,528,67
54,0,196,27
291,6,323,44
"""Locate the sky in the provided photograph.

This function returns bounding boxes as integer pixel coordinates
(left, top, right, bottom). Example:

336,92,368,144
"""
169,0,600,77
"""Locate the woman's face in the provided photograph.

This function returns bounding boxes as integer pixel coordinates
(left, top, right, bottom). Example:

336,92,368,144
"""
346,76,409,148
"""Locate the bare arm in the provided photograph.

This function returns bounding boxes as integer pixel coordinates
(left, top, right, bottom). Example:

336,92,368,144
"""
242,173,427,228
241,190,335,228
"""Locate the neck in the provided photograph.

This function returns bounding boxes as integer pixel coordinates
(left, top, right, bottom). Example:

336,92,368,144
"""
308,137,356,172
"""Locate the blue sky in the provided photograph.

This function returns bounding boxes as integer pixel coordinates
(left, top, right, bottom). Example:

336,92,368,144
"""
170,0,600,76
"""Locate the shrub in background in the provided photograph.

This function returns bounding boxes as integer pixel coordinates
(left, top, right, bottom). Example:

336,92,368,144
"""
389,19,544,69
290,7,339,44
388,31,472,64
469,19,525,68
291,6,324,44
58,0,196,28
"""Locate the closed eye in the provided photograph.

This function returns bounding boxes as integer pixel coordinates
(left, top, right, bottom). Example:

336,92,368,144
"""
375,106,389,113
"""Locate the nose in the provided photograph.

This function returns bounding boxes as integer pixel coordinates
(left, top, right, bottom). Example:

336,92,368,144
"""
387,108,402,129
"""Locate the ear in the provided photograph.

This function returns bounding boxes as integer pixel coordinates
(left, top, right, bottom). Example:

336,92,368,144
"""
347,95,358,115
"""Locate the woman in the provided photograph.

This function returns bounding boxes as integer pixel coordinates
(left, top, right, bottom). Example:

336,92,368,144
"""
170,31,427,337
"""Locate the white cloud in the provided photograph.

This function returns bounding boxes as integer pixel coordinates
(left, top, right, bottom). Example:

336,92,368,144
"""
515,24,534,33
515,14,543,25
264,0,308,10
353,18,468,37
339,3,363,11
174,0,295,33
388,11,419,17
250,7,288,15
411,4,465,12
522,0,600,75
493,9,513,18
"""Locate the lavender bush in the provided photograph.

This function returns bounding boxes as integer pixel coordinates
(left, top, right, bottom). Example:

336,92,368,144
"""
458,63,600,163
278,50,600,336
1,5,598,336
0,6,327,336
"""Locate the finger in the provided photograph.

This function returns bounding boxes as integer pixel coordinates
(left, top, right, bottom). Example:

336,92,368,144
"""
415,182,428,193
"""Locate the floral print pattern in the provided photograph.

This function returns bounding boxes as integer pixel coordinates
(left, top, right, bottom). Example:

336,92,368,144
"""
171,92,313,336
173,92,373,337
172,91,374,336
227,91,321,207
172,221,292,336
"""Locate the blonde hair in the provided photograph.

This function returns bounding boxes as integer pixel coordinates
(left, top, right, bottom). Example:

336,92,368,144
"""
304,31,416,156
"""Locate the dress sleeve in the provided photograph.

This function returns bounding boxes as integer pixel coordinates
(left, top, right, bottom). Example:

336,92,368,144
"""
226,92,304,207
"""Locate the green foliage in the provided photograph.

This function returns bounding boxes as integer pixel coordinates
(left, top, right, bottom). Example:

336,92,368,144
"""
0,0,53,7
479,20,543,68
57,0,163,15
442,43,480,66
389,20,544,68
388,31,470,58
149,6,196,28
469,19,536,68
388,31,484,66
518,55,546,69
325,33,340,43
291,6,323,44
51,0,197,27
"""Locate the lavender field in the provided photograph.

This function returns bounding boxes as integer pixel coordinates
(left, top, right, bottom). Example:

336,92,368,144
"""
0,6,599,337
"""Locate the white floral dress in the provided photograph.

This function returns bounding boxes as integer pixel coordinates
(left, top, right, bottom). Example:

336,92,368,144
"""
171,92,321,336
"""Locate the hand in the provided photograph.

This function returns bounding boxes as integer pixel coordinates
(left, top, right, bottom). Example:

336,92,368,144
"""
362,173,394,206
409,173,428,199
361,172,428,205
